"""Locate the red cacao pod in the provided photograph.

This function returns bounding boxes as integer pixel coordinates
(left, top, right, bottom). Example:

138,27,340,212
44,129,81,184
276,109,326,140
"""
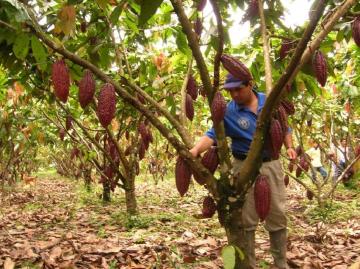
65,116,72,130
306,189,314,200
280,100,295,115
299,155,309,172
295,166,302,177
242,0,258,22
51,59,70,103
288,160,295,173
352,16,360,47
71,147,80,160
59,128,65,141
175,157,192,196
193,147,219,185
187,75,198,101
196,0,206,11
312,50,327,87
194,18,203,36
355,146,360,157
185,94,194,121
254,174,271,222
279,39,296,60
211,92,227,125
139,122,148,142
276,105,288,134
220,54,252,81
138,139,146,160
269,119,283,155
202,196,216,218
284,175,289,187
79,70,95,108
97,83,116,127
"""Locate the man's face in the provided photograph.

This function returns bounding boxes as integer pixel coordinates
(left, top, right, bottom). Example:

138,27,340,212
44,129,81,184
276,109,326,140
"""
226,83,252,104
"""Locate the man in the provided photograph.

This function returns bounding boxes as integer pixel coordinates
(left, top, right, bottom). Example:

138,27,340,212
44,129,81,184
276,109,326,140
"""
190,73,297,269
305,140,327,181
329,138,350,184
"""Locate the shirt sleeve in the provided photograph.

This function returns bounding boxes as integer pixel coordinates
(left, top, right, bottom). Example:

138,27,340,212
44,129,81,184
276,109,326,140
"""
205,127,216,140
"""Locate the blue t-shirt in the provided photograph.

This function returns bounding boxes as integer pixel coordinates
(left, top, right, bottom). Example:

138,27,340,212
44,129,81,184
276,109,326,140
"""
206,90,268,155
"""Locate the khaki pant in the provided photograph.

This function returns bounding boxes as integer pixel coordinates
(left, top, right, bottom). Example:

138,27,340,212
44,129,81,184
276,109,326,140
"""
233,159,287,232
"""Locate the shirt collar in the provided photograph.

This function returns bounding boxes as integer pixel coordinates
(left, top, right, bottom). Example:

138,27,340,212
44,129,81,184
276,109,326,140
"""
235,88,266,112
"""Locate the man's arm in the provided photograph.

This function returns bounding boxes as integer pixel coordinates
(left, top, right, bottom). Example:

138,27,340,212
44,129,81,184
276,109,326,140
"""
190,136,215,157
284,132,297,160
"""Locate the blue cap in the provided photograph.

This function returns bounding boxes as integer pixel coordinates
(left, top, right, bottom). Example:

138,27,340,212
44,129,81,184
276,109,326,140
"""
223,73,248,89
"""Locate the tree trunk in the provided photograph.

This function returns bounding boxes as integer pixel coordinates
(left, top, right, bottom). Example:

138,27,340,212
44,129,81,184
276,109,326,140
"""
125,176,137,215
221,206,253,269
102,181,111,202
83,168,92,192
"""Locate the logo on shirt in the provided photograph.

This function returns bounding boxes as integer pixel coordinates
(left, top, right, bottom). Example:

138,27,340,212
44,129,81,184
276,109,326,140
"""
238,117,250,130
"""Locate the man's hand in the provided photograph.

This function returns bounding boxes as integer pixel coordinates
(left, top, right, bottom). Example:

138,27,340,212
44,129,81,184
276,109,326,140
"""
287,147,297,160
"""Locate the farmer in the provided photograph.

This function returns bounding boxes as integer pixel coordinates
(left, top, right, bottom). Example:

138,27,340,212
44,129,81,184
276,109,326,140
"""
190,73,297,269
305,140,328,181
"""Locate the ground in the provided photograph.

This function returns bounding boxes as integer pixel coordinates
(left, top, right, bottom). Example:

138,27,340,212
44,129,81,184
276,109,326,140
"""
0,171,359,269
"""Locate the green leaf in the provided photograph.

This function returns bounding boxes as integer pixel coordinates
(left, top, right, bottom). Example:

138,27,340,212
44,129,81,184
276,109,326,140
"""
13,33,30,60
222,245,236,269
176,31,191,57
139,0,164,26
95,0,109,9
110,5,123,25
31,36,47,71
67,0,83,4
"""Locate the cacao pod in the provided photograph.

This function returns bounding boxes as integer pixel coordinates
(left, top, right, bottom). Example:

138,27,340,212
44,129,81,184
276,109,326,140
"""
279,39,296,60
299,155,309,172
196,0,206,11
312,50,327,87
194,147,219,185
59,128,65,141
79,70,95,108
139,122,148,142
138,139,146,160
295,146,304,156
211,92,226,125
104,165,114,180
276,105,288,134
71,147,80,160
295,166,302,177
220,54,252,81
306,189,314,200
355,146,360,157
51,59,70,103
280,100,295,115
187,75,198,100
65,116,72,130
352,16,360,47
269,119,283,156
254,174,271,222
194,18,203,36
185,94,194,121
97,83,116,127
242,0,258,22
202,196,217,218
288,160,295,173
284,175,289,187
80,21,87,33
175,157,192,196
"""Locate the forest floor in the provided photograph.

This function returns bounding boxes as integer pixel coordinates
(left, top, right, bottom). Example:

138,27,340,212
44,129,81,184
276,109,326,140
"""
0,170,360,269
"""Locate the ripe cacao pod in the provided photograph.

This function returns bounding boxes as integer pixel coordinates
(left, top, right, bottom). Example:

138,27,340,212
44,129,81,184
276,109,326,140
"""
254,174,271,222
79,70,95,108
211,92,226,125
139,122,148,142
306,189,314,200
185,94,194,121
220,54,252,81
352,16,360,47
279,39,296,60
276,105,288,134
71,147,80,160
355,145,360,157
288,160,295,173
202,196,216,218
138,139,146,160
65,116,72,130
280,100,295,115
269,119,283,156
175,157,192,197
196,0,206,11
194,18,203,36
193,147,219,185
104,165,114,180
295,166,302,177
59,128,65,141
97,83,116,127
51,59,70,103
187,75,198,101
299,155,309,172
284,175,289,187
312,50,327,87
242,0,258,22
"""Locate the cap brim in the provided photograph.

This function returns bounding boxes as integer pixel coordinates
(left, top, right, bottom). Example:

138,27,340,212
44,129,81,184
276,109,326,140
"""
224,81,245,89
